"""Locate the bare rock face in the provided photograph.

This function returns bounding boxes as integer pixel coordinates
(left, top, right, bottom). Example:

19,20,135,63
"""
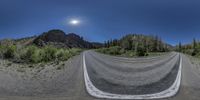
33,30,67,47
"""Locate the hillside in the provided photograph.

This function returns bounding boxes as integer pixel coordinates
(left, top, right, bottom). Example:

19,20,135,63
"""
0,36,36,46
0,29,103,49
33,29,102,48
98,34,173,56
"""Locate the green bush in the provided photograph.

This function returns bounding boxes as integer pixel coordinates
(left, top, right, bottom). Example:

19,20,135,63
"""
96,48,108,54
30,49,42,63
4,45,16,59
191,48,200,56
136,47,146,56
55,49,71,61
19,45,40,63
42,46,57,62
124,51,136,57
62,50,71,60
0,46,5,58
96,46,122,55
69,48,82,56
26,46,38,59
0,45,82,63
19,47,28,60
55,49,65,59
108,46,121,55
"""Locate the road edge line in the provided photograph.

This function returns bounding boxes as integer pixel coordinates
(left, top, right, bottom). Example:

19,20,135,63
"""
83,52,182,99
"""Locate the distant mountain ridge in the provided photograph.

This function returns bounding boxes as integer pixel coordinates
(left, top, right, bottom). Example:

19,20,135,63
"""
0,29,173,50
0,29,103,48
33,29,100,48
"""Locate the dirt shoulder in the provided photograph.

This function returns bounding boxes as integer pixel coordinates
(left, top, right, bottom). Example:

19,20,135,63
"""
0,55,81,97
186,55,200,76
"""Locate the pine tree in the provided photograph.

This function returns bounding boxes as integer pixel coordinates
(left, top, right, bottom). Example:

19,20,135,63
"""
178,42,182,52
107,40,110,48
153,35,158,52
193,38,197,49
192,38,198,56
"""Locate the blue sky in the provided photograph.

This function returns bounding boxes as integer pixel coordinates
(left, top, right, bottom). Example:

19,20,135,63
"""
1,0,200,45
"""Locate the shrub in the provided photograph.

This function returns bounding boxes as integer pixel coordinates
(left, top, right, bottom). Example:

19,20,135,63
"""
107,46,122,55
136,46,145,56
119,49,125,54
42,46,57,62
4,45,16,59
191,48,199,56
125,51,136,57
96,48,108,53
26,45,38,58
30,49,42,63
55,49,65,60
96,46,122,55
0,46,5,58
0,44,82,63
19,45,40,63
19,47,28,60
55,49,71,61
69,48,82,56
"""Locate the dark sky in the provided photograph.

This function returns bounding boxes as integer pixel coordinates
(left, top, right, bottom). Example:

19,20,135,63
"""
1,0,200,45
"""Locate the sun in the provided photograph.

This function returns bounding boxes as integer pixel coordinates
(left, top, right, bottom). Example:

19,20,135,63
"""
69,19,80,25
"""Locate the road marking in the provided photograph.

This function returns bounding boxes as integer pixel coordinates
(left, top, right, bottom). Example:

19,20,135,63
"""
83,52,182,99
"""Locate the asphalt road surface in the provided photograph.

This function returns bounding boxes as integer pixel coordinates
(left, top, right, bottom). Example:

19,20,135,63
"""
84,51,180,95
0,51,200,100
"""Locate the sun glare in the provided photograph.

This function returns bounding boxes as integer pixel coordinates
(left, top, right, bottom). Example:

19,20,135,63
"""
70,19,80,25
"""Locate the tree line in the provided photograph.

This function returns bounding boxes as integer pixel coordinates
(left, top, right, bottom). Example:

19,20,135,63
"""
177,38,200,57
98,34,171,56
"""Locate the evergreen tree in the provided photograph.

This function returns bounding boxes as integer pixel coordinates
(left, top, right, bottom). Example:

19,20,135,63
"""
192,38,198,56
178,42,182,52
193,38,197,49
153,35,158,52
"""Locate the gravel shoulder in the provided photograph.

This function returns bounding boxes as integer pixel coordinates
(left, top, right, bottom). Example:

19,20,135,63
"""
0,55,87,98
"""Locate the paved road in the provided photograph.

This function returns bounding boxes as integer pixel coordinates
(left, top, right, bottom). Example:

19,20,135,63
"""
84,51,180,95
0,51,199,100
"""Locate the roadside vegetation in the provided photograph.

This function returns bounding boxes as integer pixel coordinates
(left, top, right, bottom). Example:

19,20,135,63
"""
96,34,171,57
177,38,200,58
178,39,200,72
0,45,82,64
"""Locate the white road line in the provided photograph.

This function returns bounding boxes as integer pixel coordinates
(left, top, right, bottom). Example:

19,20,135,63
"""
83,52,182,99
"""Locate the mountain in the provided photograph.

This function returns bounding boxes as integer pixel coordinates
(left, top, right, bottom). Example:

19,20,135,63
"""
33,29,103,48
0,29,103,49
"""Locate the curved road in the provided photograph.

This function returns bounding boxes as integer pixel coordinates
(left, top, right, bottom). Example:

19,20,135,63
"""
84,51,180,95
0,51,199,100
